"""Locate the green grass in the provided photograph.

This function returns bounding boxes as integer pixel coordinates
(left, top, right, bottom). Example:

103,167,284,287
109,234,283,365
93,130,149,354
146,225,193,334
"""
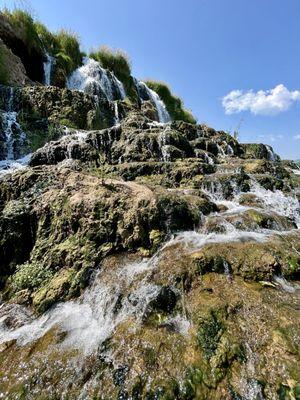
3,8,83,83
90,46,131,82
54,30,82,75
145,80,197,124
90,46,138,102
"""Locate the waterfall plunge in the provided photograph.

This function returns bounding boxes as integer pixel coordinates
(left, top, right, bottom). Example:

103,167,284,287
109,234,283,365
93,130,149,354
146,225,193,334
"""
67,58,126,101
43,53,55,86
0,88,28,172
135,80,171,123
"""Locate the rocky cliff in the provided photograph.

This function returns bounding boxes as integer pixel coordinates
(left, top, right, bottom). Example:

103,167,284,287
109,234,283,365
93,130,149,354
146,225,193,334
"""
0,9,299,400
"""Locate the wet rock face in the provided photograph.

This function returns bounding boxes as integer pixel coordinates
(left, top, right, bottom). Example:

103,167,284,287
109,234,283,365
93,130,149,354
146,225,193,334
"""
0,85,299,399
28,110,246,171
20,86,116,130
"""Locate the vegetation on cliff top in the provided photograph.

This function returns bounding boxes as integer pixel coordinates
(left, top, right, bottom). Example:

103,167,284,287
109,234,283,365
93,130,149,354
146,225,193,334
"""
145,80,197,124
3,9,83,84
2,7,194,118
90,46,139,103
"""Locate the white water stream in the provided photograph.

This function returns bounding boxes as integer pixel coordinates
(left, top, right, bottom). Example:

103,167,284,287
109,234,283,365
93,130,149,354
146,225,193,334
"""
43,53,55,86
67,57,126,101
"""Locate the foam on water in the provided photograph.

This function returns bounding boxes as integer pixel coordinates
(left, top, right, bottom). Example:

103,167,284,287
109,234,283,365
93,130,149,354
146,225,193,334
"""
0,258,161,355
67,57,126,101
250,180,300,227
43,53,55,86
0,153,31,177
135,80,171,123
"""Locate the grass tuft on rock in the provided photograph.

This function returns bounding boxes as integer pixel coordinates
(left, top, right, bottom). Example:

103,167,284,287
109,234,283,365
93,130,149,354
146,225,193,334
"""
90,46,131,83
145,80,197,124
90,46,138,102
3,8,83,85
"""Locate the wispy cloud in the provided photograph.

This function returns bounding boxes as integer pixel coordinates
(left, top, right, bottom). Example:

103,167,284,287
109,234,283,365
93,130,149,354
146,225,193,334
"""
222,84,300,115
258,134,283,142
294,134,300,140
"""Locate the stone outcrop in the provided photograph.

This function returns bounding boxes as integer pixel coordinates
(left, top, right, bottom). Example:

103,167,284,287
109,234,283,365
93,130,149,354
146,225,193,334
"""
0,79,299,399
0,13,44,83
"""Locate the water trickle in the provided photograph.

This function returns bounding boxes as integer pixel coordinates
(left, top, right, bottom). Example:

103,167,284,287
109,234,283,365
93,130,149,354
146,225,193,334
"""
67,58,126,101
227,144,234,156
204,152,214,165
250,180,300,227
0,88,28,172
43,53,55,86
159,125,171,162
113,101,120,124
273,275,296,293
135,80,171,123
265,145,277,162
217,144,226,157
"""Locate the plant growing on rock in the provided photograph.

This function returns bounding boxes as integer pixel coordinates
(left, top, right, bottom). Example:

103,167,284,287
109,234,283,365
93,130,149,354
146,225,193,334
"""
145,80,197,124
90,46,138,102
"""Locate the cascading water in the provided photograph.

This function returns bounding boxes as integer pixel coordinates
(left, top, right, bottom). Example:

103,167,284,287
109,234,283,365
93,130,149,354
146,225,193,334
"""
0,88,28,173
265,145,277,161
159,124,172,161
43,53,55,86
67,57,126,101
135,80,171,123
227,144,234,155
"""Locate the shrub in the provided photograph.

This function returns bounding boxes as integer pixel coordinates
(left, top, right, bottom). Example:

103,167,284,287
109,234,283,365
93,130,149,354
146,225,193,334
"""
90,46,131,82
90,46,138,102
54,30,82,75
10,261,54,293
145,80,196,124
34,21,58,54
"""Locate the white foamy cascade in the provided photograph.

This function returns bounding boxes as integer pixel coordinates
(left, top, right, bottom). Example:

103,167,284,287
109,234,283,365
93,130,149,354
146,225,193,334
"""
135,80,171,123
43,53,55,86
249,180,300,228
0,257,161,355
265,145,277,161
67,57,126,101
0,88,28,173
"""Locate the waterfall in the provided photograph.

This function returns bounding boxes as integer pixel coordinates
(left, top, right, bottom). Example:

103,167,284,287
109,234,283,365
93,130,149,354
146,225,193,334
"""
217,144,226,157
265,145,277,161
159,125,172,161
227,144,234,156
43,53,55,86
0,257,161,355
113,101,120,124
204,152,214,165
0,88,27,172
135,80,171,123
67,57,126,101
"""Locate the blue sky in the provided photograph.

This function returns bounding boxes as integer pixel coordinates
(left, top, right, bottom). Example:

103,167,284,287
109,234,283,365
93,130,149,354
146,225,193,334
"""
3,0,300,159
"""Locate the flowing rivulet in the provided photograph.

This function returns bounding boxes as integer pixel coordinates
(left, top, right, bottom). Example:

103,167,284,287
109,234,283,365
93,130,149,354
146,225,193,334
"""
0,10,299,400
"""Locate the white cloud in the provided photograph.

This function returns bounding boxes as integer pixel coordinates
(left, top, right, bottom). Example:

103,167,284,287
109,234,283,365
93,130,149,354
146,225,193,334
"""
222,84,300,115
294,134,300,140
258,134,283,142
